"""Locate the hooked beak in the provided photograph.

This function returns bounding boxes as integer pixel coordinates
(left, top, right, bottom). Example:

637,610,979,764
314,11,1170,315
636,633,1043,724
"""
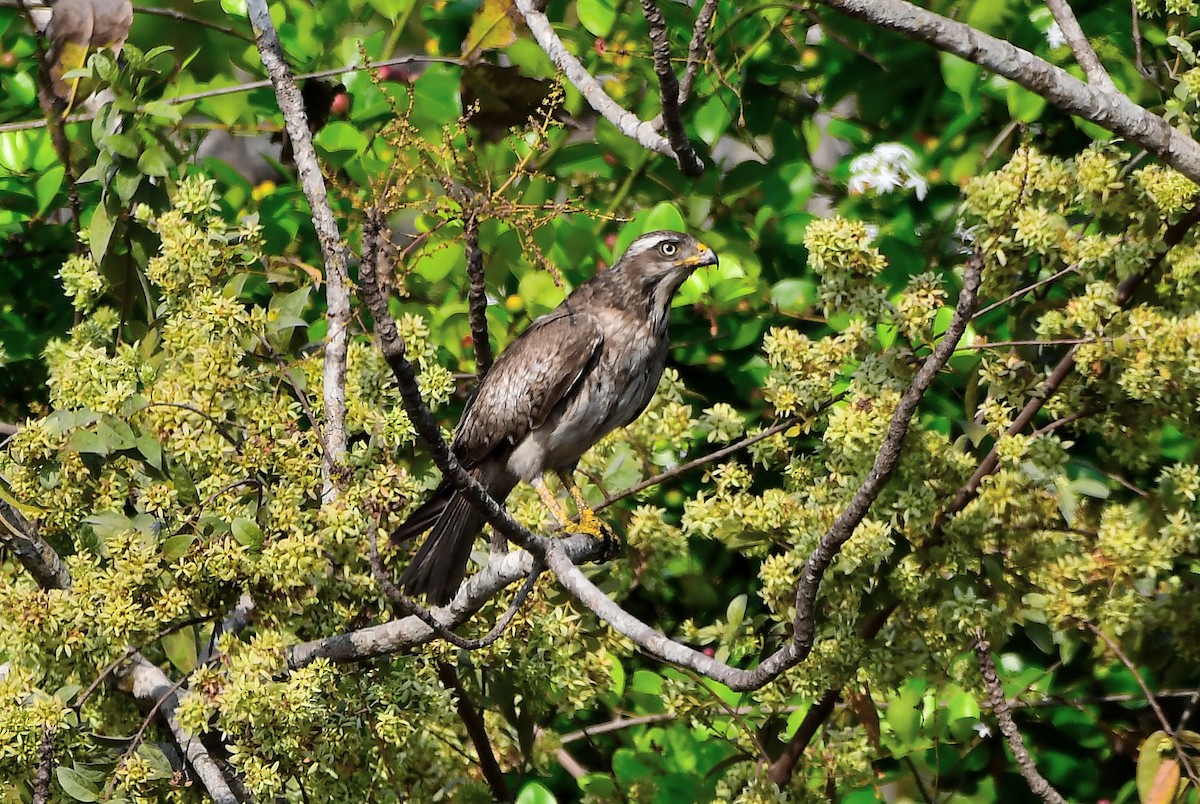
679,242,719,269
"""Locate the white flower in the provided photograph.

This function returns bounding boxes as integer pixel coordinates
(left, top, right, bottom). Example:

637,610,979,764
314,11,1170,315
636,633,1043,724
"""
973,721,993,739
847,142,928,200
1045,21,1067,49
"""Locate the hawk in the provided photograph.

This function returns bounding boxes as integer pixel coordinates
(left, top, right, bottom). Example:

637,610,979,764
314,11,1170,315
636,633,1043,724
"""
393,231,719,604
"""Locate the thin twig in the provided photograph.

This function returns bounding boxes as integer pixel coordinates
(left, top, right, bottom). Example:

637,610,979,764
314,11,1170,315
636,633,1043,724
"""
639,0,704,176
974,637,1068,804
1083,622,1200,786
1044,0,1117,92
972,264,1080,320
436,663,511,802
245,0,350,501
0,55,463,135
596,414,805,511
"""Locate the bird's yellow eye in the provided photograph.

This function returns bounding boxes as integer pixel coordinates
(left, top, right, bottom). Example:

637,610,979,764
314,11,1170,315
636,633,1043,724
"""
660,242,679,257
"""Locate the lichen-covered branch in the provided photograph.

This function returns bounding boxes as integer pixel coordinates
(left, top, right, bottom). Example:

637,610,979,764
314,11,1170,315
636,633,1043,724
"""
116,655,242,804
812,0,1200,183
244,0,350,499
289,533,603,667
974,638,1068,804
511,0,703,174
0,500,71,591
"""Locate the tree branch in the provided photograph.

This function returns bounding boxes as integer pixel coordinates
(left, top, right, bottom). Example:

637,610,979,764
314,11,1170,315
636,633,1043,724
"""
116,655,242,804
974,637,1068,804
436,663,511,802
0,500,71,591
765,688,840,784
791,251,983,653
244,0,350,500
32,725,53,804
464,212,494,380
288,533,603,668
639,0,704,176
1043,0,1117,92
510,0,704,174
680,0,718,104
811,0,1200,183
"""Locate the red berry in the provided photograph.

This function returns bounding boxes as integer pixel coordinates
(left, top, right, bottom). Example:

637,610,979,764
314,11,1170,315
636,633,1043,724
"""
329,92,351,117
703,647,715,657
0,52,16,70
603,233,617,250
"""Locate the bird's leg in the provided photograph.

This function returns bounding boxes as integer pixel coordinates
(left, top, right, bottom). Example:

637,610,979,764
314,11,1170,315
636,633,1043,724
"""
530,476,572,529
555,470,620,561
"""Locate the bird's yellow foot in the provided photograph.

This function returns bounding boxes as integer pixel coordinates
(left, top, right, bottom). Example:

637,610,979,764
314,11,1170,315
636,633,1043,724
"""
574,507,621,562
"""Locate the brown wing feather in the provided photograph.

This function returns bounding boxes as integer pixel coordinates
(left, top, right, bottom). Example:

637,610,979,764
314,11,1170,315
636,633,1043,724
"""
452,309,603,469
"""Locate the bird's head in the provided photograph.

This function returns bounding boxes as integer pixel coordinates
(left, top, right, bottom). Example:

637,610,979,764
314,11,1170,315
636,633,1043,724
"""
610,230,719,305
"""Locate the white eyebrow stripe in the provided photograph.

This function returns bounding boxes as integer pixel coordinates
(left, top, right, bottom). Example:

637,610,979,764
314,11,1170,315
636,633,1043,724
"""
622,232,679,260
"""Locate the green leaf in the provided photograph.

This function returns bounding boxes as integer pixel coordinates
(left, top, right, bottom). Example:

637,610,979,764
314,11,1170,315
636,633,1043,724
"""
67,429,109,455
231,516,263,549
97,415,136,451
769,278,815,314
414,241,465,283
160,532,197,562
56,767,100,802
35,165,66,215
136,434,163,471
1137,731,1178,804
1006,83,1047,122
725,594,747,627
643,202,687,234
515,781,557,804
577,0,616,37
137,145,173,177
89,201,116,264
163,626,198,674
694,95,733,147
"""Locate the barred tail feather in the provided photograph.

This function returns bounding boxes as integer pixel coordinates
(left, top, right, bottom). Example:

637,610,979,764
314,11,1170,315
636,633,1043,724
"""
394,473,515,606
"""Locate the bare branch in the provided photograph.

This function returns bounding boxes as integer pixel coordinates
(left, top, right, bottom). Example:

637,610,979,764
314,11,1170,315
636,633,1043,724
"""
464,212,494,380
437,663,511,802
639,0,704,176
791,252,983,653
766,689,840,785
116,655,242,804
680,0,719,103
974,637,1069,804
811,0,1200,183
1044,0,1117,92
32,725,53,804
288,533,604,668
245,0,350,500
0,499,71,590
510,0,703,174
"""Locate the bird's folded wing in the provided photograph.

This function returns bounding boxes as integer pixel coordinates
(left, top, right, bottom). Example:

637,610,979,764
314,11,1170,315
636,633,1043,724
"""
452,309,604,468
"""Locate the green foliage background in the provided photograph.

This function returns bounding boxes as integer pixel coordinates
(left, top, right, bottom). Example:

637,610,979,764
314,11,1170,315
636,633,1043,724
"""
2,0,1200,801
